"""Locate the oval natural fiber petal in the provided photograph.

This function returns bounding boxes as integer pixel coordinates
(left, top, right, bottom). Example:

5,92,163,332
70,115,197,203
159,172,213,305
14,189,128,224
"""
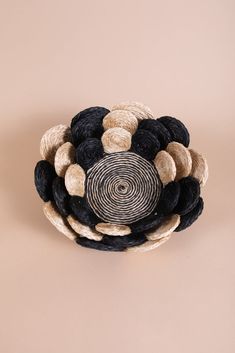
40,125,71,164
103,110,138,135
189,149,208,186
154,150,176,185
67,215,103,241
127,235,171,253
147,214,180,240
54,142,75,177
101,127,131,153
43,201,76,241
65,164,86,197
112,102,154,120
95,223,131,236
166,142,192,181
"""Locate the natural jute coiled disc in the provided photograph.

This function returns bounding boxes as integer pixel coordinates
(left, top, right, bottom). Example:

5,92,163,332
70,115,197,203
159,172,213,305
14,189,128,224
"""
86,152,162,224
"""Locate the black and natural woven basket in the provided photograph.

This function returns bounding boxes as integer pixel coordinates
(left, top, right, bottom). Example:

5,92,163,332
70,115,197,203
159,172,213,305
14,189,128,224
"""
34,102,208,252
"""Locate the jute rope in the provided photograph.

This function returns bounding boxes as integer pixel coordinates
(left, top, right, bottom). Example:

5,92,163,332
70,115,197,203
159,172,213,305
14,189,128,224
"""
103,110,138,135
146,214,180,241
67,215,103,241
166,142,192,181
101,127,132,153
65,163,86,197
86,152,162,224
95,223,131,236
154,150,176,185
189,149,208,187
112,102,154,120
54,142,75,177
40,125,71,164
43,201,76,241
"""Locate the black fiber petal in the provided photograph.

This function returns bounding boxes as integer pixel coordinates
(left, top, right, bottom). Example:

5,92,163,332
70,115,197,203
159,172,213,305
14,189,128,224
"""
52,177,70,217
138,119,172,149
70,196,100,227
76,237,125,251
174,177,200,215
175,197,204,232
75,138,104,171
71,106,109,146
34,160,56,202
76,232,147,252
156,181,180,215
131,129,160,160
157,116,190,147
130,213,165,233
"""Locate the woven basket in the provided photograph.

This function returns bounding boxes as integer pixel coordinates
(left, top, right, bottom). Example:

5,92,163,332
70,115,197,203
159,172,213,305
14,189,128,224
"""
34,102,208,252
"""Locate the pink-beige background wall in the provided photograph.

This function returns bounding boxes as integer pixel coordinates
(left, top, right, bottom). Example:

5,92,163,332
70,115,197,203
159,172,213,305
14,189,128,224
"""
0,1,234,352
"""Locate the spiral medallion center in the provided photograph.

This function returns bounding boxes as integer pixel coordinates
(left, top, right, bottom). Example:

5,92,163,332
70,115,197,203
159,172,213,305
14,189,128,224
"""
86,152,161,224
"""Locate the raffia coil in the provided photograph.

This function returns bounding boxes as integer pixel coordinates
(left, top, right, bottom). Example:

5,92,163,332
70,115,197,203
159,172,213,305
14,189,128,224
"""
86,152,161,225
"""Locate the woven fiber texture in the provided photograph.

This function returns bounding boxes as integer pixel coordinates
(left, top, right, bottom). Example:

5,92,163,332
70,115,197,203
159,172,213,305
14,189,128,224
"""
86,152,161,224
34,102,208,252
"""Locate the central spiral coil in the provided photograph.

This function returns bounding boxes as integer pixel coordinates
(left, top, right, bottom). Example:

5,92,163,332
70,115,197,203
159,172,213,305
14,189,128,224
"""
86,152,162,224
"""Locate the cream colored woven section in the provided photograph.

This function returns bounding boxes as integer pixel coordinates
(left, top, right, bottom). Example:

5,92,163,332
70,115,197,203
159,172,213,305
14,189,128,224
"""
40,125,71,164
147,214,180,241
101,127,132,153
95,223,131,236
43,202,77,241
166,142,192,181
103,110,138,135
67,216,103,241
112,102,154,120
65,164,86,197
154,150,176,185
54,142,75,177
189,149,208,186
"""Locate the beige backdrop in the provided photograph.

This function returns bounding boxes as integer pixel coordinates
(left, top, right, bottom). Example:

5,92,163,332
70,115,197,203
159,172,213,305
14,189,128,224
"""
0,1,235,352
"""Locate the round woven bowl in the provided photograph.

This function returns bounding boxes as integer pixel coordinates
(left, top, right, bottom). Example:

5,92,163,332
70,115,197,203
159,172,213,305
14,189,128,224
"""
34,102,208,252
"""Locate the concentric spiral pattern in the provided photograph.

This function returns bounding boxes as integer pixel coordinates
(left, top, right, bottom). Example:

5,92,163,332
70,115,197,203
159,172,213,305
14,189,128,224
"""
34,102,208,252
86,152,161,224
